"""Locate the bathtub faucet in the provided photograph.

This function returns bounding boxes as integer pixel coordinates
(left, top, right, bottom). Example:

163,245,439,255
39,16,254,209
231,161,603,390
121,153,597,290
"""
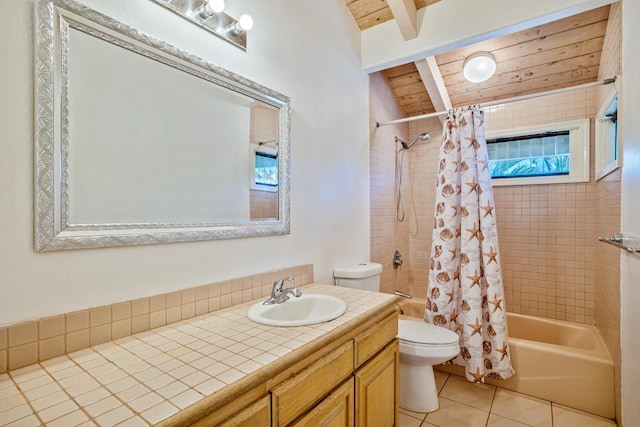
394,290,412,299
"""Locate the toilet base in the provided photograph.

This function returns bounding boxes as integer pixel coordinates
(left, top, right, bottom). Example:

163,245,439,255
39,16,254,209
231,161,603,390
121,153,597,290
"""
399,362,440,413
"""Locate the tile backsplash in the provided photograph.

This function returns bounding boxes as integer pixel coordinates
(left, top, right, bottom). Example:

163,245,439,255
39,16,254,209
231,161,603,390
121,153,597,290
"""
0,264,313,373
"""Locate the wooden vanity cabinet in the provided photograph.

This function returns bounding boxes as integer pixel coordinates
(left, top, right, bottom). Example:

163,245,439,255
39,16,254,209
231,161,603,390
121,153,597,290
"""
187,306,399,427
271,341,354,426
353,311,400,427
291,378,355,427
354,341,399,427
275,309,400,427
189,387,271,427
218,395,271,426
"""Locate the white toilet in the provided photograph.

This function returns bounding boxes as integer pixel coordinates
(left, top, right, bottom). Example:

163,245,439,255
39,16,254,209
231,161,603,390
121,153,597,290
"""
334,263,460,413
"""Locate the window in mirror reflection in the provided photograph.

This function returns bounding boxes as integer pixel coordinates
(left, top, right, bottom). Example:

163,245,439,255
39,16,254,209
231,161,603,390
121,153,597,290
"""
249,104,279,220
255,147,278,187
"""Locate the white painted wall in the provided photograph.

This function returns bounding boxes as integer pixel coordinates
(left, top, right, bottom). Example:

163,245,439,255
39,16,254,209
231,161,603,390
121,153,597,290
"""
0,0,370,325
620,0,640,424
361,0,616,72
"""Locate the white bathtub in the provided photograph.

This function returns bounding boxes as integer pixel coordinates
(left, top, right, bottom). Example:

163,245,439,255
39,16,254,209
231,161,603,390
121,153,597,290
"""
398,299,615,419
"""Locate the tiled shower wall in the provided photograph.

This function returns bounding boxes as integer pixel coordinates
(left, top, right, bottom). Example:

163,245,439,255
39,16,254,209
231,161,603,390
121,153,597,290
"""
405,117,446,300
595,2,621,422
369,72,411,295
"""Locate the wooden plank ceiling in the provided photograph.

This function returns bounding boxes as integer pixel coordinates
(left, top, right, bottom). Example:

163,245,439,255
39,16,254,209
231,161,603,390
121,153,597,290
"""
346,0,441,31
346,1,610,118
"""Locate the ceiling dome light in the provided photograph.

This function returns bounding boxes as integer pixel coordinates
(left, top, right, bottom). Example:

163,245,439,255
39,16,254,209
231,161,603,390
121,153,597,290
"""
463,52,497,83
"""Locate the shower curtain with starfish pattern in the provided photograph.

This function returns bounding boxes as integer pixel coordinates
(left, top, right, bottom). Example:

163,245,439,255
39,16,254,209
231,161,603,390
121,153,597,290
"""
425,106,515,383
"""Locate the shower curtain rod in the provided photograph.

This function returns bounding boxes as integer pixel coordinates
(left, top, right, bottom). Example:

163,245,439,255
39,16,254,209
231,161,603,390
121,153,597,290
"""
376,76,617,128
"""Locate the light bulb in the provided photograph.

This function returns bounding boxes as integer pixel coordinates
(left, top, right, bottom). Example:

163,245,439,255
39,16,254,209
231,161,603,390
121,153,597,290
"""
237,14,253,31
196,0,225,19
227,14,253,36
207,0,225,13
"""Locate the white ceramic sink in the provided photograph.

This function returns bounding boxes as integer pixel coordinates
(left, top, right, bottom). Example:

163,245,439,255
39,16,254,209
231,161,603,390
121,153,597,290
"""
247,294,347,327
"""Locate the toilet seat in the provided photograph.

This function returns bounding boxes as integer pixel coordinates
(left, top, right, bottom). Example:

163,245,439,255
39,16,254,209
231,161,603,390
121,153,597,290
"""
398,319,459,346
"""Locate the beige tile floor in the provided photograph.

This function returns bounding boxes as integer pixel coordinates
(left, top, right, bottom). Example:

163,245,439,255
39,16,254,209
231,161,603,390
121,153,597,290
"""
400,371,617,427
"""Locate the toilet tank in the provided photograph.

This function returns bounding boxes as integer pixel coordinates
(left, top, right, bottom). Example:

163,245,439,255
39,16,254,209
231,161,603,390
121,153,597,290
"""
333,262,382,292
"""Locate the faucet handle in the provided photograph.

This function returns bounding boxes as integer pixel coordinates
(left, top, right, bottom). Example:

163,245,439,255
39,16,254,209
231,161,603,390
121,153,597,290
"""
273,276,294,291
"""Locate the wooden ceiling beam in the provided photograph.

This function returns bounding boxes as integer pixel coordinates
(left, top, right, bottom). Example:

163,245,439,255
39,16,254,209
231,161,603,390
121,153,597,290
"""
415,57,452,113
387,0,418,40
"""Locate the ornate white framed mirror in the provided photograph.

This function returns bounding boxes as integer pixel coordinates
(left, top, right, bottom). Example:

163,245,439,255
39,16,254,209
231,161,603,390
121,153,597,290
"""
34,0,291,251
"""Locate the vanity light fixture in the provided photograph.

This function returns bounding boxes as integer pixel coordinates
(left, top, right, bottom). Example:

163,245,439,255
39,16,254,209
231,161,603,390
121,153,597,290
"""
194,0,225,20
227,14,254,36
463,52,497,83
152,0,253,51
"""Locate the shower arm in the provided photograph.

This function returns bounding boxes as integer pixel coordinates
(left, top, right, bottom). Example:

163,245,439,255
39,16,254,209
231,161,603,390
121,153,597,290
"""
395,133,431,150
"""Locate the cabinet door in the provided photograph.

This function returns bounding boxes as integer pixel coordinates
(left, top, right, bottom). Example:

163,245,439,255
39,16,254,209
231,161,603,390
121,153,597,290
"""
354,339,399,427
353,312,398,368
218,395,271,427
291,378,354,427
272,341,354,427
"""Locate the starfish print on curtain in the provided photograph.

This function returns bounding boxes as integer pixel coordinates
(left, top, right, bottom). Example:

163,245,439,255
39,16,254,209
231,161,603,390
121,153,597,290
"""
425,106,515,383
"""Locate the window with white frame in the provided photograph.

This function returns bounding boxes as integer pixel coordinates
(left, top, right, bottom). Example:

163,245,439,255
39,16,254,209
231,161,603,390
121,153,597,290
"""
595,85,619,180
250,143,278,192
485,119,590,186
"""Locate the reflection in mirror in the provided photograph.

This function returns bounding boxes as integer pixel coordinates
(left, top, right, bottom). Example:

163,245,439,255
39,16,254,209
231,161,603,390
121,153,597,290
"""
249,106,279,220
34,0,290,251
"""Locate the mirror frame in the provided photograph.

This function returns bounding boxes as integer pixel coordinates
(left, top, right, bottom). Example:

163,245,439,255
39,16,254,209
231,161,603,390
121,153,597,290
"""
34,0,291,251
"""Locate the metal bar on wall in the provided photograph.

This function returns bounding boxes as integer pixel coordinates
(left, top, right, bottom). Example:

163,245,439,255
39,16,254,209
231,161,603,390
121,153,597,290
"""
376,77,617,128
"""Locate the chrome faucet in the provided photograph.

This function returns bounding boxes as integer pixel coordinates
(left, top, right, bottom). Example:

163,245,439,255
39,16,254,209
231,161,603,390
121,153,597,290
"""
263,277,302,305
394,290,412,299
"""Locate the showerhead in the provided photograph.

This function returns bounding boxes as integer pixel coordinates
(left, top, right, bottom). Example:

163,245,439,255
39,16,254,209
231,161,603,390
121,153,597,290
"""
395,132,431,151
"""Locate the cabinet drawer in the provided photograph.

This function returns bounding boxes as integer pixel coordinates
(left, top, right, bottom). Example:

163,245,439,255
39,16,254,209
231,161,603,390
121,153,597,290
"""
353,312,398,368
189,386,268,427
272,341,354,427
219,395,271,427
291,378,354,427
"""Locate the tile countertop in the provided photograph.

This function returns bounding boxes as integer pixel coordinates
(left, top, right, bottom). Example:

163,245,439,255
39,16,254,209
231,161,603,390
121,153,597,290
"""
0,284,398,427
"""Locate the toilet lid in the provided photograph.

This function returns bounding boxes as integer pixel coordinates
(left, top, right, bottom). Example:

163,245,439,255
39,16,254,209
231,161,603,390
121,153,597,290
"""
398,319,459,345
